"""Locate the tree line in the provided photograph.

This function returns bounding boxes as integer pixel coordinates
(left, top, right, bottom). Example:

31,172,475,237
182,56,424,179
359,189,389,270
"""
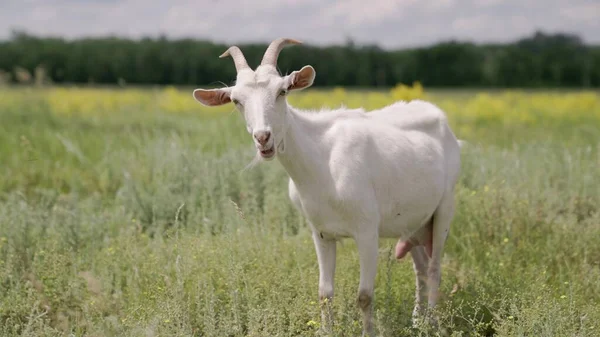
1,30,599,88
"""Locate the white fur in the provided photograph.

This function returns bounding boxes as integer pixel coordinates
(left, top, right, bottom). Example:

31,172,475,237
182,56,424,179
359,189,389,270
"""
193,51,462,336
281,100,461,334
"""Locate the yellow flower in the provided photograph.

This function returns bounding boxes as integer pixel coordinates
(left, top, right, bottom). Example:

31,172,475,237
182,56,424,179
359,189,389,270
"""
306,320,318,327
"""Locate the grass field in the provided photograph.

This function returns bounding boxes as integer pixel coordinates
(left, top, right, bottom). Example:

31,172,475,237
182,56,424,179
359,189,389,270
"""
0,85,599,336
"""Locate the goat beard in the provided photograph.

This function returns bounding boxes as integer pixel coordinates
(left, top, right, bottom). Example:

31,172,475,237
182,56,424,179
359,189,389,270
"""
242,150,268,172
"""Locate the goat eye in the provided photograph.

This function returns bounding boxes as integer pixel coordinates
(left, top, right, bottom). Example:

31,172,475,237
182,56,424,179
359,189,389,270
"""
279,90,287,97
232,98,240,105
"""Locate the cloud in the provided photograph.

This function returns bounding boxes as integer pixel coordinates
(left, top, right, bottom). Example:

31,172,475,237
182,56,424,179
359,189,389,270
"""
317,0,418,27
0,0,598,48
451,14,531,42
560,2,600,25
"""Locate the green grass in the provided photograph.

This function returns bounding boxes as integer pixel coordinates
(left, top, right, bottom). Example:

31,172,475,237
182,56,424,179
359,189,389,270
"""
0,88,599,337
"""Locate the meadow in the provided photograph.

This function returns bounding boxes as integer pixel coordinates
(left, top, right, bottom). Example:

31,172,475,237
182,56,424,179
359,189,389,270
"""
0,84,599,336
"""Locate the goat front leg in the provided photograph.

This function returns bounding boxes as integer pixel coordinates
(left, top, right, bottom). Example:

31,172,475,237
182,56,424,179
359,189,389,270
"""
312,229,336,334
355,230,379,337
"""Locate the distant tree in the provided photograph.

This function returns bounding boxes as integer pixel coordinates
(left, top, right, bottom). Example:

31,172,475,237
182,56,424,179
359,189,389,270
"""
0,29,598,88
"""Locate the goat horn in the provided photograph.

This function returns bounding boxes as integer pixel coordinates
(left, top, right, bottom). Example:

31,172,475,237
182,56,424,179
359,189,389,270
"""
260,38,302,67
219,46,250,72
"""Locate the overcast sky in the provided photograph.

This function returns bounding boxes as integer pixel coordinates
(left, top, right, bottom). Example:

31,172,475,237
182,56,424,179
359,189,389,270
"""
1,0,599,49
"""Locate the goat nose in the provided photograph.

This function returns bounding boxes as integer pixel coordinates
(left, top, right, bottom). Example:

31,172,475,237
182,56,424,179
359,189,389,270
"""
254,131,271,146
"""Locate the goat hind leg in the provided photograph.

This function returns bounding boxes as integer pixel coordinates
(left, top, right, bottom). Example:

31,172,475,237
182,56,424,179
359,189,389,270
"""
410,246,430,326
426,192,455,325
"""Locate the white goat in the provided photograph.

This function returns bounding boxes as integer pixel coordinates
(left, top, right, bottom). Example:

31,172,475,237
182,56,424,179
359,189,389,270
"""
193,38,462,336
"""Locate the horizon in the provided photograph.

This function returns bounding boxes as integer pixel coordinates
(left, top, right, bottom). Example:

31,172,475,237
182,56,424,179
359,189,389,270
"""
3,29,597,51
1,0,599,50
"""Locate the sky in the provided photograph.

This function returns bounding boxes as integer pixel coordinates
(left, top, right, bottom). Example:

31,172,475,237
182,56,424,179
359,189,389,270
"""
1,0,599,49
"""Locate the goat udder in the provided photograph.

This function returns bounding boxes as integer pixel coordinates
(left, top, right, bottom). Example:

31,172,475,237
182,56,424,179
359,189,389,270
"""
395,240,413,259
394,227,433,260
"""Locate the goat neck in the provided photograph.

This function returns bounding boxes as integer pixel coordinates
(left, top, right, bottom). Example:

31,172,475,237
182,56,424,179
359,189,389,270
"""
276,105,329,187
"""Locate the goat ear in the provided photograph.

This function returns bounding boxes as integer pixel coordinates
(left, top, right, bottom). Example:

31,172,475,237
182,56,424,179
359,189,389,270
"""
285,65,315,91
193,88,232,106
